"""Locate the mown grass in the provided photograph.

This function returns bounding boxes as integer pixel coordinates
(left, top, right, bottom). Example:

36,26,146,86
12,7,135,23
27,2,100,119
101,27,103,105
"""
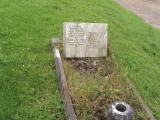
0,0,160,119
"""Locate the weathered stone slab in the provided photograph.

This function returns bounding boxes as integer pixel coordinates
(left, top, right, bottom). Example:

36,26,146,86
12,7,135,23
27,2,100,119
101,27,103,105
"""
63,22,108,58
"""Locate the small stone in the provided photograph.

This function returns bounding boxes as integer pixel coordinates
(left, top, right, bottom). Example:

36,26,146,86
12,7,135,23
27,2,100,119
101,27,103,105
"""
92,61,97,66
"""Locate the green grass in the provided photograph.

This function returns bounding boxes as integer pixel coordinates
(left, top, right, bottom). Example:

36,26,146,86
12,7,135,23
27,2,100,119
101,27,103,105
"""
0,0,160,119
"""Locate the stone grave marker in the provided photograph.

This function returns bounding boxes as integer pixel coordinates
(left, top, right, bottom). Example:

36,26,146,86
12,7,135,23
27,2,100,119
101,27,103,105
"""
63,22,108,58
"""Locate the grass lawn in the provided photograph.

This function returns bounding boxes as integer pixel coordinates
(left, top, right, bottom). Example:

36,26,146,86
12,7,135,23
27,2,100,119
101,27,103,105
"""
0,0,160,119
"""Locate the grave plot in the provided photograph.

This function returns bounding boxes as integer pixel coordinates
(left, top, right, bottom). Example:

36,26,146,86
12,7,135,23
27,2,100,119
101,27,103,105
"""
57,47,149,120
53,22,151,120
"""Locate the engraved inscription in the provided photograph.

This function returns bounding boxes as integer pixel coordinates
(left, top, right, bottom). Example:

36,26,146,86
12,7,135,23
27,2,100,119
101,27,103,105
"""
87,32,106,48
67,25,85,45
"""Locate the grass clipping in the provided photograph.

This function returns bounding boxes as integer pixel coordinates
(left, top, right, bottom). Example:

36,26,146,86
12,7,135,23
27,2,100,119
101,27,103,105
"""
57,45,149,120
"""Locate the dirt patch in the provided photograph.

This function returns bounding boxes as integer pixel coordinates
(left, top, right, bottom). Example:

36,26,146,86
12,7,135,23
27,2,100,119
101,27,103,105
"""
68,58,98,74
66,57,114,76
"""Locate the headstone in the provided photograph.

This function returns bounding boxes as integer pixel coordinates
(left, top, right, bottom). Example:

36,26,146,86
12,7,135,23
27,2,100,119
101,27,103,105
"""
63,22,108,58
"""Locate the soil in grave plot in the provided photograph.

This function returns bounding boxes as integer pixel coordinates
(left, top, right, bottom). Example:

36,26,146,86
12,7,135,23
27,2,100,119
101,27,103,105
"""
56,44,149,120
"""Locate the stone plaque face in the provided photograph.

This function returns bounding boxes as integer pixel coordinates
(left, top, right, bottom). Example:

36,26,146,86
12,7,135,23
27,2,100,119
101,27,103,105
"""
63,22,107,58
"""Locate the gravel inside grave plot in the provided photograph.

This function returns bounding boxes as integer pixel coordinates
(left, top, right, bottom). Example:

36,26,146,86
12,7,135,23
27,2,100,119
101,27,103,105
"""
68,58,114,75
